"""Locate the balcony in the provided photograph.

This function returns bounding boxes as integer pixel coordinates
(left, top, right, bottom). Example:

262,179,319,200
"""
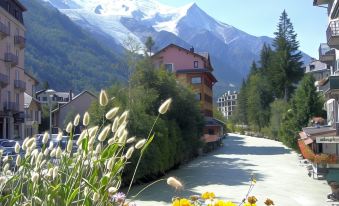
0,22,9,39
4,53,18,67
14,35,25,49
3,102,19,112
319,43,336,64
0,73,9,88
327,20,339,49
14,80,26,92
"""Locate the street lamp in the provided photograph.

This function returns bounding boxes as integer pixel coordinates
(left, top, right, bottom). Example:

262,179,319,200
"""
45,89,55,136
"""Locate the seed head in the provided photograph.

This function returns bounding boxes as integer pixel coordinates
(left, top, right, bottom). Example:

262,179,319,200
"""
66,122,73,133
105,107,119,120
56,147,62,158
99,90,108,106
73,114,80,126
16,155,21,166
31,172,39,183
83,112,90,126
15,142,20,154
3,163,9,173
42,132,49,144
56,132,63,142
93,192,100,202
66,141,73,153
135,139,146,149
98,125,111,142
52,166,59,179
159,98,172,114
125,147,134,159
95,144,101,154
166,177,183,190
127,136,136,144
112,117,119,133
89,126,99,137
106,158,114,170
3,155,9,162
118,111,129,124
108,187,117,194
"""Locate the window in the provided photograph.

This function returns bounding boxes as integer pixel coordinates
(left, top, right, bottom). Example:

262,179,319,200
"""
15,70,19,80
16,93,19,106
194,61,198,68
208,129,214,135
310,65,315,71
195,93,201,101
42,97,47,102
35,111,39,121
164,64,173,72
191,77,201,84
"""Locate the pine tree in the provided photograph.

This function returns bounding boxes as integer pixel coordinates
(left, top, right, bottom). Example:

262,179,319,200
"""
249,61,258,76
234,79,248,125
145,36,155,56
259,43,273,74
271,10,304,101
280,74,323,149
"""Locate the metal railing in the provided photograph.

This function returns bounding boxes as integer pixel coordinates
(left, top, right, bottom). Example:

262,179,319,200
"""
14,80,26,91
0,73,9,88
327,20,339,44
14,35,25,49
4,53,18,67
3,102,19,112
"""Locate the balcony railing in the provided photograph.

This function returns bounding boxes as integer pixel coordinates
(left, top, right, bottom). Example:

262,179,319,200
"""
327,20,339,49
14,35,25,49
0,73,9,88
0,22,9,39
3,102,19,112
4,53,18,67
319,43,336,64
14,80,26,92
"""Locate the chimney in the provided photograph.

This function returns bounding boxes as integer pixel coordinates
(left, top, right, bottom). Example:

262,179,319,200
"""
190,46,194,53
69,90,73,102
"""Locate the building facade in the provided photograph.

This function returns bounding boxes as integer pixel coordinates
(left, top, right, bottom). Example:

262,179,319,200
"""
0,0,26,139
36,90,74,105
24,71,40,137
304,59,331,81
217,91,238,120
152,44,224,143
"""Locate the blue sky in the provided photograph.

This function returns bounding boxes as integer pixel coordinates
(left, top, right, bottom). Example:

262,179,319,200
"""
158,0,328,58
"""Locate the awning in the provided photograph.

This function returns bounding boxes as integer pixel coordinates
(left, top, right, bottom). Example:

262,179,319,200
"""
304,138,314,145
299,132,313,145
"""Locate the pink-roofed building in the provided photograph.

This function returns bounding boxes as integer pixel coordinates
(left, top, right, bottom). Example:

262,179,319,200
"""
152,44,225,145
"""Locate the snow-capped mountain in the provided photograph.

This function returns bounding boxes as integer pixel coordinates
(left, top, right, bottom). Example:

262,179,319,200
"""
43,0,311,95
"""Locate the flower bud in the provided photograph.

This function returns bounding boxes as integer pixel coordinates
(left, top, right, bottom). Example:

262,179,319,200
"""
16,155,21,166
3,163,9,173
159,98,172,114
93,192,100,202
106,158,114,170
99,90,108,106
83,112,90,126
56,147,62,158
108,187,117,194
112,117,119,133
25,137,35,149
44,148,50,156
73,114,80,126
127,136,136,144
105,107,119,120
66,122,73,133
56,132,63,142
118,111,129,125
95,144,101,154
89,126,99,138
53,166,59,179
135,139,146,149
31,172,39,183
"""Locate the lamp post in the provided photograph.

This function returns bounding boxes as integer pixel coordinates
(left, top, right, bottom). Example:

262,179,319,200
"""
45,89,55,136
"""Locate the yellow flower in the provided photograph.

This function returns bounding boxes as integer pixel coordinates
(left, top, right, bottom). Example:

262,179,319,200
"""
201,192,216,200
214,200,237,206
248,196,257,204
244,203,256,206
172,198,191,206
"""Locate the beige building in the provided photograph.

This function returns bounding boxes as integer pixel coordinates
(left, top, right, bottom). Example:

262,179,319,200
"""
0,0,26,139
52,91,96,133
24,71,40,137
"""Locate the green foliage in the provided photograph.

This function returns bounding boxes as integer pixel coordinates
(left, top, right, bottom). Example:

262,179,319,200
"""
22,0,127,93
145,36,155,56
279,74,324,149
88,58,204,183
234,79,248,125
269,99,289,139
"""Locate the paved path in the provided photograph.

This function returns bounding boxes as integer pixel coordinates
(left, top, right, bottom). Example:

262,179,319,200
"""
129,134,332,206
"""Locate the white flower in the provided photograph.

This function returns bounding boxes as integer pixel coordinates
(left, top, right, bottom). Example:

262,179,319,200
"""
56,132,63,142
125,147,134,159
25,137,35,149
105,107,119,120
118,111,129,124
16,155,21,166
98,125,111,142
22,137,29,150
73,114,80,126
118,130,128,145
158,98,172,114
50,148,56,157
44,148,50,157
95,144,101,154
108,187,117,194
99,90,108,106
127,137,136,144
112,117,119,133
166,177,183,190
56,147,62,158
52,166,59,179
106,158,114,170
107,138,115,145
48,141,54,150
66,122,73,133
93,192,100,202
135,139,147,149
31,172,39,183
47,168,53,177
83,112,90,126
66,141,73,153
89,126,99,137
37,152,43,164
3,163,9,173
42,132,49,144
14,142,20,154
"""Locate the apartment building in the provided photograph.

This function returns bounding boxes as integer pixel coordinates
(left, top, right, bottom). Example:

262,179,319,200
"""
0,0,26,139
304,59,331,81
24,71,40,137
36,90,74,105
217,91,238,120
152,44,224,143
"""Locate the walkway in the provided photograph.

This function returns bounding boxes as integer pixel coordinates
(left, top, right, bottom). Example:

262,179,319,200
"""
129,134,331,206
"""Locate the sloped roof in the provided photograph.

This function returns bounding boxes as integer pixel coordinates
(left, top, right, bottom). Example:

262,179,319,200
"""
52,90,97,113
24,93,41,109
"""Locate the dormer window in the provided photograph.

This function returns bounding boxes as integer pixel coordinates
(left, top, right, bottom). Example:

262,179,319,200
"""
194,61,198,68
310,65,315,71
